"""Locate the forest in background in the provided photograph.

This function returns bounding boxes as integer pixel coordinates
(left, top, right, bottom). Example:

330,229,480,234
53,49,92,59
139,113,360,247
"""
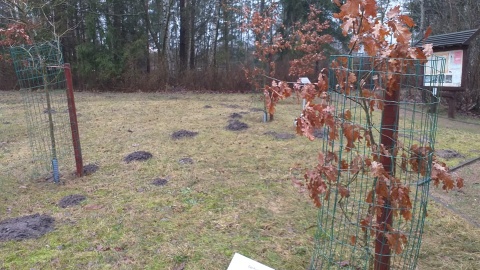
0,0,479,110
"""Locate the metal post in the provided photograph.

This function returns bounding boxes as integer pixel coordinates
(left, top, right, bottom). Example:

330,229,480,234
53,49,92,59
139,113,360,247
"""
64,63,83,177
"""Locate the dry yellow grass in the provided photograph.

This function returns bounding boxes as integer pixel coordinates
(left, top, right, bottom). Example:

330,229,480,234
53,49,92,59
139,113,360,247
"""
1,91,479,269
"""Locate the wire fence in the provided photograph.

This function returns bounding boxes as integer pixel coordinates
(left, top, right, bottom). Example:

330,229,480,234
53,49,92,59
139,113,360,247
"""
9,42,75,182
309,55,446,270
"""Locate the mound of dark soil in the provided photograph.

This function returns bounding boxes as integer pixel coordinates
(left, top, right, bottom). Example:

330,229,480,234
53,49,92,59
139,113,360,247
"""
222,104,241,109
124,151,153,163
179,157,194,164
171,130,199,140
226,120,249,131
0,214,55,242
229,113,243,119
313,128,328,139
58,194,86,208
264,131,296,140
276,133,295,140
152,178,168,186
43,108,56,114
83,164,99,175
44,173,63,182
204,105,212,109
436,149,464,159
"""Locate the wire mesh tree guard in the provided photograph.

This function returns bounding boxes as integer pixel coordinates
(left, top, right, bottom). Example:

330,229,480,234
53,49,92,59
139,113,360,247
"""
9,41,83,182
307,54,446,270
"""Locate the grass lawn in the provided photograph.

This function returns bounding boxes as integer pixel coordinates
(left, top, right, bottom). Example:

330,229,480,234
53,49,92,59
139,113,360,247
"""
1,91,479,269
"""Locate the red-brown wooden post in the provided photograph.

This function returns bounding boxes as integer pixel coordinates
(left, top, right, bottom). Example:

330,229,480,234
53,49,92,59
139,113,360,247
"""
64,63,83,177
375,85,400,270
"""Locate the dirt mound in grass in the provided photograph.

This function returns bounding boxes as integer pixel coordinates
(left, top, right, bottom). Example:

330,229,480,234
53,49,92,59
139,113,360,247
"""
152,178,168,186
265,131,295,140
124,151,153,163
43,108,56,114
226,120,249,131
313,128,328,139
171,130,199,140
221,103,241,109
275,133,295,140
436,149,464,159
179,157,194,164
204,105,212,109
229,113,243,119
0,214,55,242
58,194,86,208
82,164,99,175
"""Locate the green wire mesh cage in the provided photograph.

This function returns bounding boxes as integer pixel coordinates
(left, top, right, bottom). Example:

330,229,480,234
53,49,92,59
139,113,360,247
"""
9,41,75,182
309,54,446,270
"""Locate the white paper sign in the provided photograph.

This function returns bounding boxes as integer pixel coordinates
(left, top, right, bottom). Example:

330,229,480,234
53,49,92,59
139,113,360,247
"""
424,50,463,87
227,253,275,270
299,77,311,84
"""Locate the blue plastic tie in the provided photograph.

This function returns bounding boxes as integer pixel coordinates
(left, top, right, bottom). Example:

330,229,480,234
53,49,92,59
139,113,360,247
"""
52,158,59,183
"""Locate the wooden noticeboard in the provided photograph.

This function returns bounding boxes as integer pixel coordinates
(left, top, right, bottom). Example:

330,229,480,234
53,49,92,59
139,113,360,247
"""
419,28,480,118
425,47,468,118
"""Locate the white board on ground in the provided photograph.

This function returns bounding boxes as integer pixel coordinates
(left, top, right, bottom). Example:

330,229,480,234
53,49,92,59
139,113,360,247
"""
227,253,275,270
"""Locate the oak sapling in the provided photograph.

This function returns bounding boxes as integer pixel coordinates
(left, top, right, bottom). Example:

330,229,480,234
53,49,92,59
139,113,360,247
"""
261,0,464,268
0,23,32,61
243,4,332,121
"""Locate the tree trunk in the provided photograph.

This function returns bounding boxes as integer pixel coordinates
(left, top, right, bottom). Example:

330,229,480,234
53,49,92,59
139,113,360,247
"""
161,0,174,56
419,0,425,36
144,0,161,53
212,0,221,68
179,0,188,73
222,0,230,73
378,0,391,23
189,0,196,70
143,0,159,73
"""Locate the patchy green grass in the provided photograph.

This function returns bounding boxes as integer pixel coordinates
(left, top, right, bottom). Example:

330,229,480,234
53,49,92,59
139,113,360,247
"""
418,200,480,270
1,91,479,269
434,119,480,167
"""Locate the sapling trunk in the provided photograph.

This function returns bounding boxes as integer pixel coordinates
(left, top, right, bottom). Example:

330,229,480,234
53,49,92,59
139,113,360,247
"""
43,61,59,183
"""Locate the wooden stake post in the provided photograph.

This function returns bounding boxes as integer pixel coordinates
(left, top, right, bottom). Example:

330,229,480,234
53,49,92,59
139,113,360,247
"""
375,89,400,270
64,63,83,177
